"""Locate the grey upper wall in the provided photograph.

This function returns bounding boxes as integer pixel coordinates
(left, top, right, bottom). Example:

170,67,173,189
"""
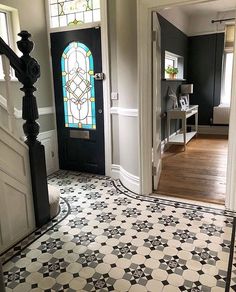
108,0,139,177
0,0,55,132
108,0,138,109
116,0,137,109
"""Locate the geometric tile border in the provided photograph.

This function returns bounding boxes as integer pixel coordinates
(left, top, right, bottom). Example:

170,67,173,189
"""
0,197,70,265
2,170,236,292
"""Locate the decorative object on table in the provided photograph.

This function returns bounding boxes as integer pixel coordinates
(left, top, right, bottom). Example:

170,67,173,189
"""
168,87,178,109
181,84,193,107
165,66,179,79
179,96,188,110
181,95,188,107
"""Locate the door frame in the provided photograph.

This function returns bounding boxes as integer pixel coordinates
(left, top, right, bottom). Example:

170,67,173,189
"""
137,0,236,210
44,0,112,176
152,11,162,190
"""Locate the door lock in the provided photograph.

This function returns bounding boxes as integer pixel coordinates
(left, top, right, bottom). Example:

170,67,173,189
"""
98,109,103,114
93,73,105,80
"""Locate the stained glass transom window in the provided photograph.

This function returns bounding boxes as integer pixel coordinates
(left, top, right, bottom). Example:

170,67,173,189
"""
49,0,100,28
62,42,96,129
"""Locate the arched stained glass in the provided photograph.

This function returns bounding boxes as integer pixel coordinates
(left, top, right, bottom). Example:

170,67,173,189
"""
61,41,96,129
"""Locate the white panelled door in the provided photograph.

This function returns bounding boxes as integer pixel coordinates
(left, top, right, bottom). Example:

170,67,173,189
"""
152,12,162,190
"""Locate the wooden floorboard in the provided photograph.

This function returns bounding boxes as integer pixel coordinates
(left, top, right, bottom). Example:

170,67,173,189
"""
155,134,228,205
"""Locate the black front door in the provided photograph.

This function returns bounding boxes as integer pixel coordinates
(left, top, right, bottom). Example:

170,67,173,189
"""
50,28,105,174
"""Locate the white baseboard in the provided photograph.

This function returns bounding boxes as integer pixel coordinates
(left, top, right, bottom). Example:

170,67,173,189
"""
190,125,229,135
38,130,59,175
111,164,140,193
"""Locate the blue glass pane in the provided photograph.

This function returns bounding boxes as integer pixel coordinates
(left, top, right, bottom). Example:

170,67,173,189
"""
61,41,96,130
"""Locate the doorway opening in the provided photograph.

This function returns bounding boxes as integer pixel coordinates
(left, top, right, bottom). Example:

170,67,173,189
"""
151,1,235,205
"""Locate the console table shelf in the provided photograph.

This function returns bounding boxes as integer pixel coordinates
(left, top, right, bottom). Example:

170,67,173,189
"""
168,131,197,144
167,105,198,150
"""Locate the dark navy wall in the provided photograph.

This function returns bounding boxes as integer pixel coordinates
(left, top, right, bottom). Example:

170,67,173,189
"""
187,33,224,125
158,14,188,140
158,14,225,139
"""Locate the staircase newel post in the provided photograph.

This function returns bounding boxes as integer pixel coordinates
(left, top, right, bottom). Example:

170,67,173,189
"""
16,31,50,227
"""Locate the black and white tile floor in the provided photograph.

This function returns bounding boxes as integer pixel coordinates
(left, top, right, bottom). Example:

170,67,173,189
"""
2,170,236,292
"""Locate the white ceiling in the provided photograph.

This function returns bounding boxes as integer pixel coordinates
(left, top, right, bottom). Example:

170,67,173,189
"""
180,0,236,16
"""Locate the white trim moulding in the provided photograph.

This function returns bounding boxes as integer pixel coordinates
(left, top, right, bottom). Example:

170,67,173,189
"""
111,164,140,194
110,107,138,117
0,95,54,119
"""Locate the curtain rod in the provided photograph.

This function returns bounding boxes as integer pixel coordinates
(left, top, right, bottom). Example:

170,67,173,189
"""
211,17,235,24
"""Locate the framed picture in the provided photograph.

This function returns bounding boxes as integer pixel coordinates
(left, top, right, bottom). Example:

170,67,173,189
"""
179,97,187,110
181,95,189,107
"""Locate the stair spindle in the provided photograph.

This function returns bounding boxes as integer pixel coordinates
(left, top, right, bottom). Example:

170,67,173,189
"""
1,55,16,135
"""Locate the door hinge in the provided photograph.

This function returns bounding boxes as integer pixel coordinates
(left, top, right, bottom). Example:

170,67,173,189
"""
152,31,157,42
152,165,157,176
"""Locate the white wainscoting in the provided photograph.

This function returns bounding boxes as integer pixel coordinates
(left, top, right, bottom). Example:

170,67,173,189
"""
0,126,35,253
110,107,140,193
38,130,59,175
111,164,140,194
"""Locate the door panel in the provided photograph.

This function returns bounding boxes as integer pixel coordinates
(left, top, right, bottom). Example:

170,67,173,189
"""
152,12,162,190
50,28,105,174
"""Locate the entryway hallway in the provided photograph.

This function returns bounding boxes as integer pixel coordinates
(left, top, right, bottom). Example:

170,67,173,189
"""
2,170,235,291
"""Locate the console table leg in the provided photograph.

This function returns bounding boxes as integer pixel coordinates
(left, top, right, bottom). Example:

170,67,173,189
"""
195,112,198,137
183,118,187,151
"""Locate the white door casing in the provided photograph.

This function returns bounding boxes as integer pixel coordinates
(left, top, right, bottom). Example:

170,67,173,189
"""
225,18,236,210
44,0,112,177
152,11,162,190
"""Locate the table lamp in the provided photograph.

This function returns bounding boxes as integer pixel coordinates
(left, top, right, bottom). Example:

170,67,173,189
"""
181,84,193,107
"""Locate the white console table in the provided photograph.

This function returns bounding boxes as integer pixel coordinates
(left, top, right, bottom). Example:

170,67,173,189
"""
167,105,198,150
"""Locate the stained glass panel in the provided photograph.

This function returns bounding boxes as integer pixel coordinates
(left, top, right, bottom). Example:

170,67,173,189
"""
61,42,96,129
49,0,100,28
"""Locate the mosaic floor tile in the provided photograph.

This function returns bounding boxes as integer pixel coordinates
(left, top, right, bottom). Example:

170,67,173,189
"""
2,170,236,291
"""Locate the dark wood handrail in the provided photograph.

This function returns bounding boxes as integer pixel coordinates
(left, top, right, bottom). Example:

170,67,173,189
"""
0,31,50,228
0,36,23,77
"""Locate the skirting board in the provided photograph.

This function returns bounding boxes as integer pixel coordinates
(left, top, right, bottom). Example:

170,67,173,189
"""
111,164,140,194
190,125,229,135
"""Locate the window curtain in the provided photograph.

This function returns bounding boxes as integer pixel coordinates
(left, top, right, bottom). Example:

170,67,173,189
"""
225,24,235,52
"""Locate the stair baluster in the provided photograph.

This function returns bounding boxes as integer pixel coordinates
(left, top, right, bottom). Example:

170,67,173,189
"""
1,55,16,135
